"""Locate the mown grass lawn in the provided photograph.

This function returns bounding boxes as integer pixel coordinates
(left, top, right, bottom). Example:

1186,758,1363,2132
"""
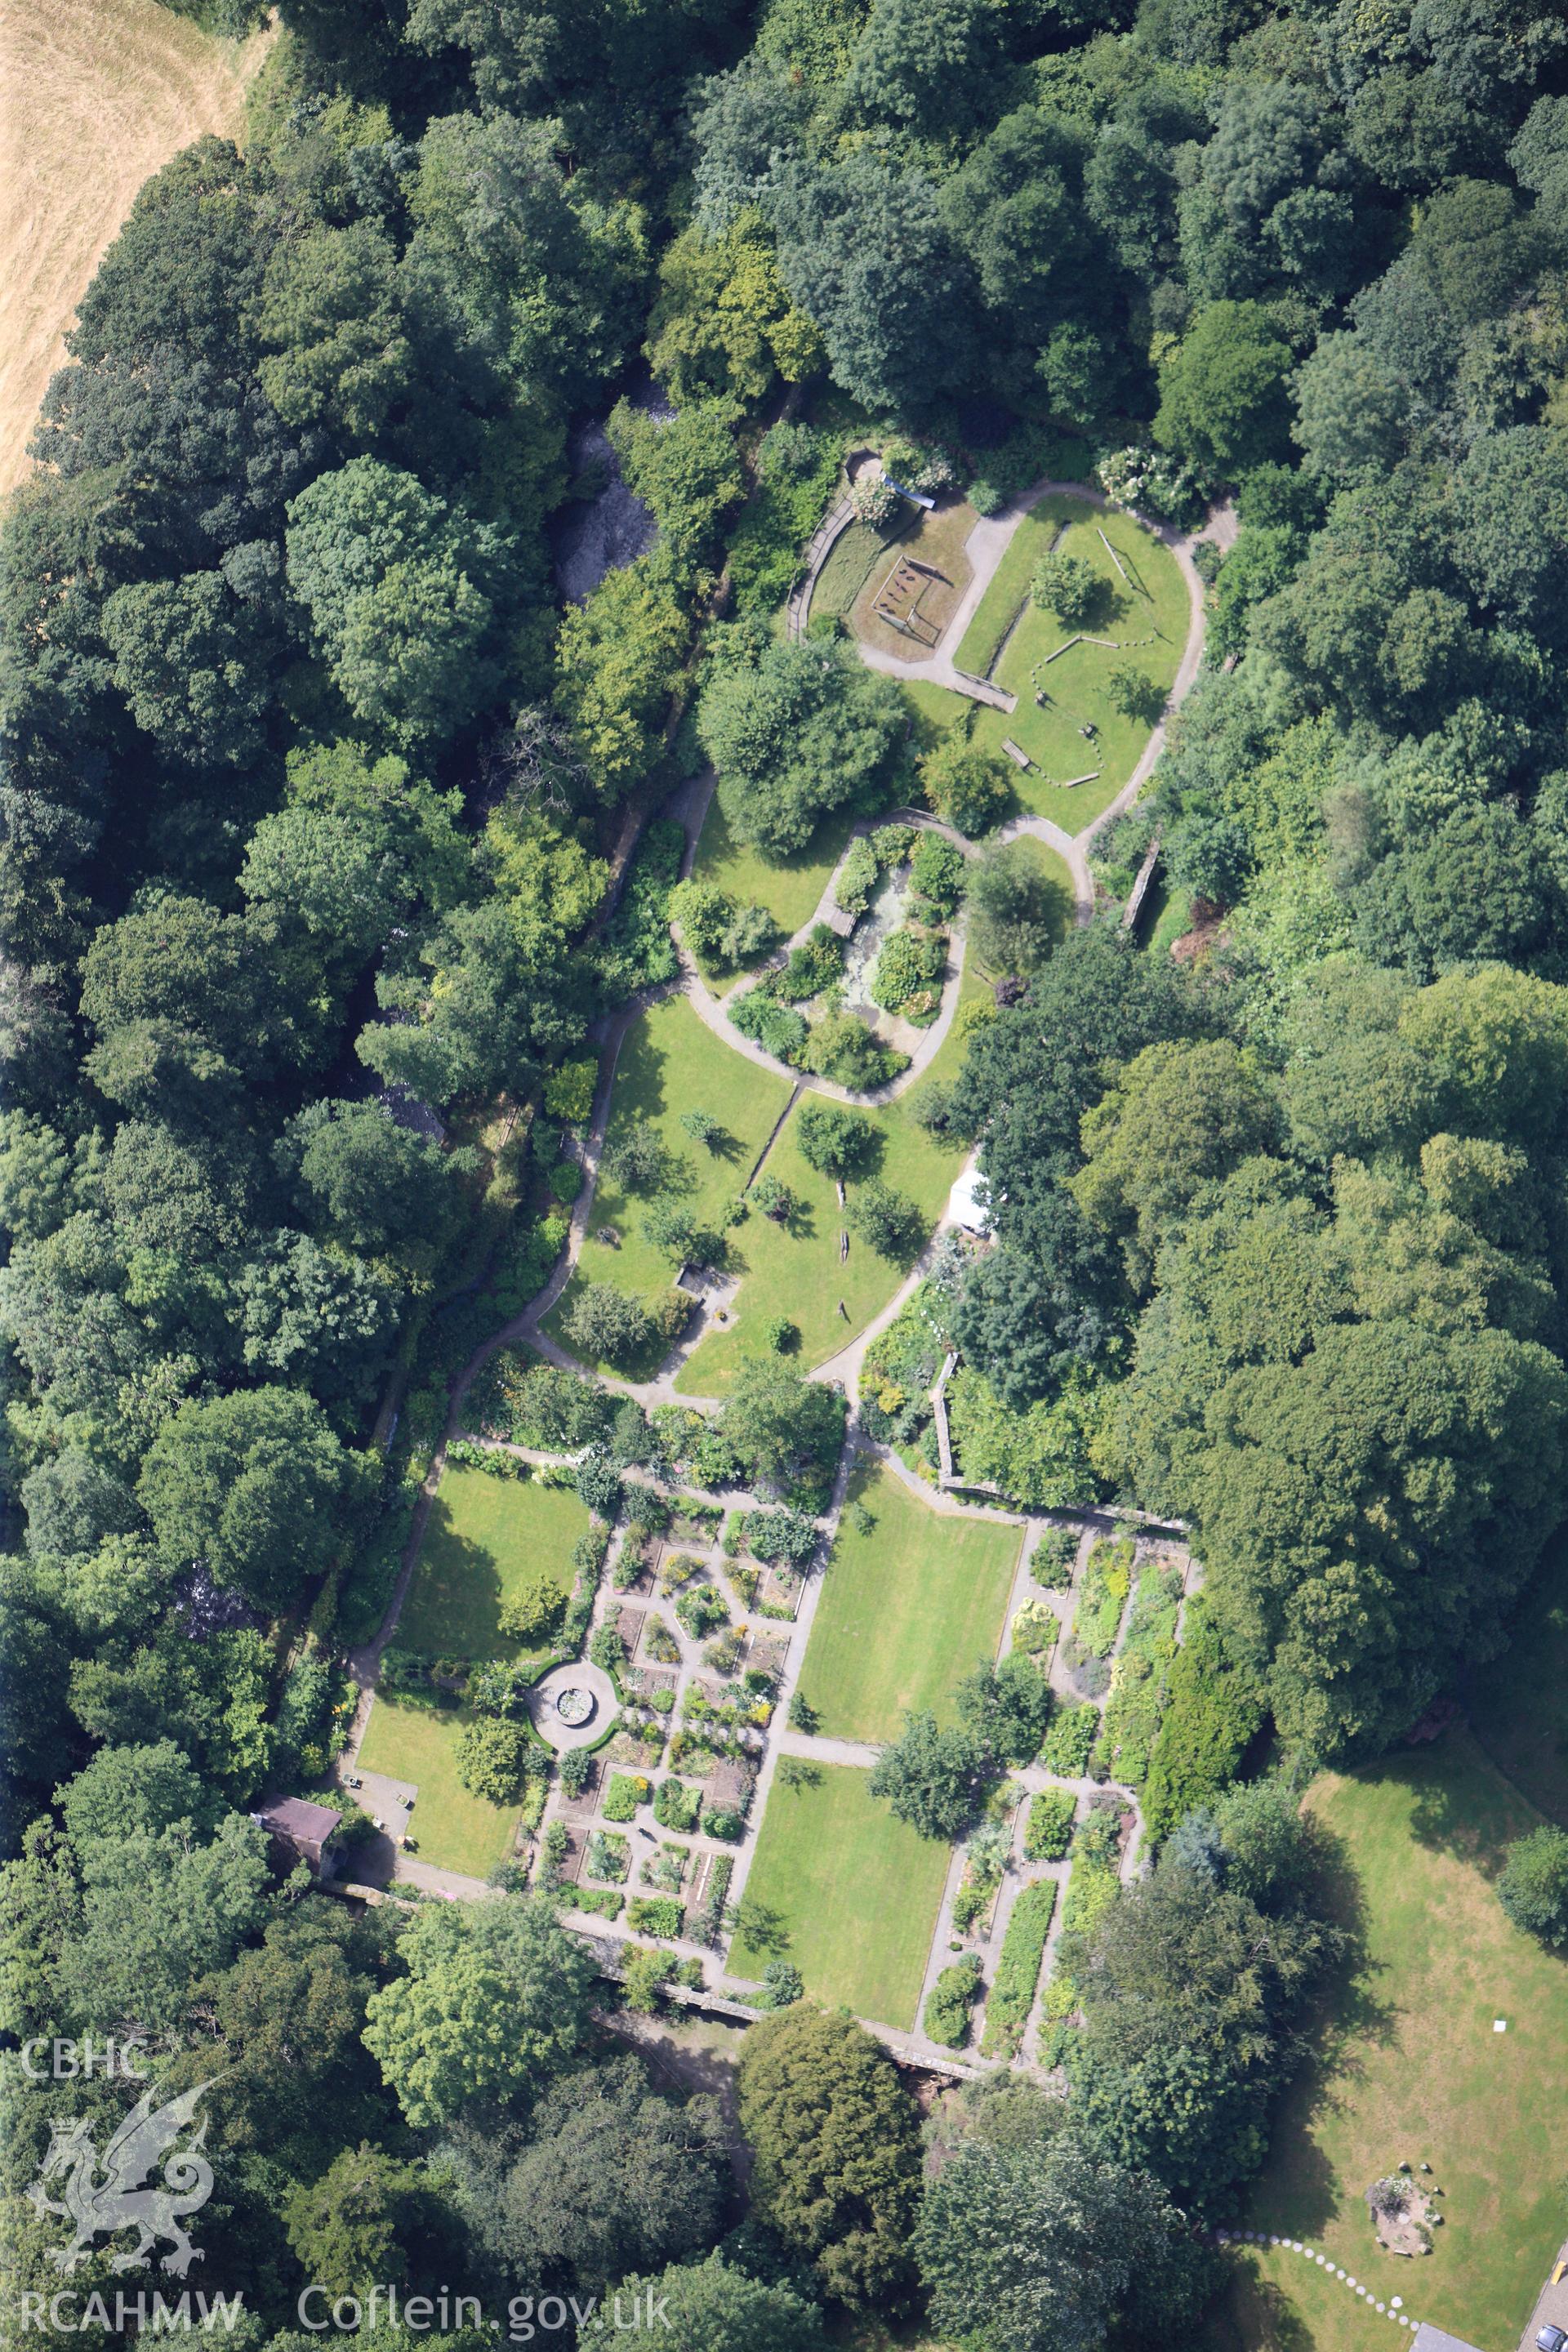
1205,1733,1568,2352
543,991,794,1373
955,494,1088,677
960,498,1188,832
674,967,987,1397
794,1460,1020,1743
392,1465,589,1659
357,1692,518,1881
691,793,858,975
728,1762,950,2029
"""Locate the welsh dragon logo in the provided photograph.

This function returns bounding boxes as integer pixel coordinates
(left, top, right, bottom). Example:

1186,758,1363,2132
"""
27,2081,216,2276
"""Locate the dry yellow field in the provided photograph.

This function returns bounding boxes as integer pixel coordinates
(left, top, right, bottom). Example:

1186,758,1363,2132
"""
0,0,272,492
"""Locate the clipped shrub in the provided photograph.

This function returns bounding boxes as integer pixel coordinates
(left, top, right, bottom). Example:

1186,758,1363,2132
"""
1023,1789,1076,1862
923,1953,983,2049
602,1772,651,1823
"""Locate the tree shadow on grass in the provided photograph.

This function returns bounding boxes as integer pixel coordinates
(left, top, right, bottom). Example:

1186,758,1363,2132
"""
1213,2268,1318,2352
733,1897,791,1958
1392,1740,1519,1880
1247,1819,1396,2243
403,1521,505,1653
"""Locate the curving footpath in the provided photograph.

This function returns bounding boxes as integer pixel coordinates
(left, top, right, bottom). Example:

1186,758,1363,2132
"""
476,479,1212,1406
348,476,1217,1914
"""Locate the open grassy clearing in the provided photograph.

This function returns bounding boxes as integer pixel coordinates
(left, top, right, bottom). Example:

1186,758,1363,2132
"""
794,1460,1020,1742
1,0,271,496
955,495,1088,677
813,513,906,619
728,1762,950,2029
900,676,974,742
391,1466,589,1659
543,991,794,1373
691,793,857,973
675,969,987,1395
358,1692,519,1880
1205,1734,1568,2352
964,503,1187,831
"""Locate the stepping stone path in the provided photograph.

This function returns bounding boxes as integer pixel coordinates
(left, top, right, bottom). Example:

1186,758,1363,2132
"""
1213,2232,1423,2328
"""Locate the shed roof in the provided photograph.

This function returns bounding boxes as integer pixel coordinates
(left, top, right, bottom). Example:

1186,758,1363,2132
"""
254,1797,341,1843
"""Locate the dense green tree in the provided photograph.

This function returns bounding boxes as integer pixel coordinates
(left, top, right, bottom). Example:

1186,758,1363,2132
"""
847,1181,924,1261
1154,301,1294,478
136,1386,368,1614
363,1896,595,2127
360,895,588,1107
844,0,1001,136
1140,1604,1267,1841
235,1231,401,1393
1062,1806,1340,2208
69,136,265,370
915,2128,1212,2352
606,399,743,572
57,1740,216,1849
769,152,974,412
956,1650,1054,1766
21,1449,139,1561
1448,425,1568,642
939,108,1100,370
794,1100,879,1179
717,1357,845,1506
1352,803,1561,977
699,637,904,856
1116,1217,1568,1755
965,841,1067,974
737,2006,922,2308
59,1811,274,2033
1072,1039,1280,1289
192,1903,391,2161
869,1711,987,1839
578,2256,827,2351
284,2143,428,2297
646,215,823,405
287,457,514,745
79,896,275,1118
1496,1824,1568,1944
282,1098,469,1269
452,1716,532,1803
953,1211,1125,1405
564,1283,653,1367
102,571,274,768
553,555,691,801
452,2055,728,2291
920,737,1012,834
951,929,1194,1267
256,220,413,443
404,107,644,412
